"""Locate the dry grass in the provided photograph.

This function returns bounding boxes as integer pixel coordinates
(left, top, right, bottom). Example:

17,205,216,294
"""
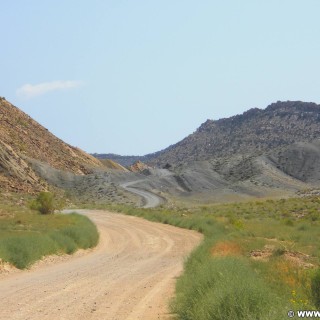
211,241,243,257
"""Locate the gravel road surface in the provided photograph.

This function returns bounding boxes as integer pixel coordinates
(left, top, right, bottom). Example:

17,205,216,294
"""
121,180,163,208
0,210,201,320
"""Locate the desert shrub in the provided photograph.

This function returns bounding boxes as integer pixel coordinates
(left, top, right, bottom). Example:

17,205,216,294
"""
311,269,320,308
297,224,309,231
272,247,286,257
284,219,294,226
310,213,319,221
229,217,245,230
30,192,56,214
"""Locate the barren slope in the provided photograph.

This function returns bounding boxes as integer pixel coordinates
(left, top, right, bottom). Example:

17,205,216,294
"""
99,159,129,172
147,101,320,166
0,97,103,192
268,140,320,184
0,210,202,320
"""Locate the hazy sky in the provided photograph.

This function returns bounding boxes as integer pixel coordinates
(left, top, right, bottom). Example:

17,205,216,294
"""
1,1,320,155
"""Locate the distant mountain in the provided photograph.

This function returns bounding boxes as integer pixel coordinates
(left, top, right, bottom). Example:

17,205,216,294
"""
0,97,103,192
94,101,320,168
101,101,320,202
148,101,320,166
93,153,159,167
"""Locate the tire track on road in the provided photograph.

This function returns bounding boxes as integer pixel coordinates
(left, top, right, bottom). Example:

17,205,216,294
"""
0,210,202,320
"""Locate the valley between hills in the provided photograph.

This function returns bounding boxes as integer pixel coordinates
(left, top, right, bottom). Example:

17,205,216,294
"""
2,97,320,206
1,97,320,319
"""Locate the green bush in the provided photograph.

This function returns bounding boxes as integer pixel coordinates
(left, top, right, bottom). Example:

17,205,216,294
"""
30,192,55,214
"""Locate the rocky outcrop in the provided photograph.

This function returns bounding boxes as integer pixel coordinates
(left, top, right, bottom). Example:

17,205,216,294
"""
129,161,151,173
0,139,46,192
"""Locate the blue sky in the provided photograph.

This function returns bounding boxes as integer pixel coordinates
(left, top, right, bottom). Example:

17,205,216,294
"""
1,1,320,155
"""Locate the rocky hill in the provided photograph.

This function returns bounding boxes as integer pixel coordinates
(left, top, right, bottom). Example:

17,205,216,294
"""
51,99,320,204
148,101,320,166
0,97,103,192
93,153,158,167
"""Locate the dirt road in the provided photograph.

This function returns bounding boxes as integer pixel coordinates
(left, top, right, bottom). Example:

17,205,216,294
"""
0,210,202,320
121,180,163,208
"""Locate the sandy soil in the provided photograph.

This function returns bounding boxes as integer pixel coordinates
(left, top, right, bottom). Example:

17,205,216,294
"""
0,210,202,320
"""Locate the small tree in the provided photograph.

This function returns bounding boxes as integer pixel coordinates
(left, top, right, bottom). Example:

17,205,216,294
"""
30,191,55,214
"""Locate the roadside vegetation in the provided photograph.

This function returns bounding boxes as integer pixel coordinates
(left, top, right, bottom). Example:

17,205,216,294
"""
90,196,320,320
29,191,60,214
2,190,319,318
0,192,99,269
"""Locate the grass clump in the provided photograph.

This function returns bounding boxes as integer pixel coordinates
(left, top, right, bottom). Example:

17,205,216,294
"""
58,214,99,249
0,213,98,269
0,193,99,269
311,269,320,308
272,247,286,257
173,256,283,320
0,234,57,269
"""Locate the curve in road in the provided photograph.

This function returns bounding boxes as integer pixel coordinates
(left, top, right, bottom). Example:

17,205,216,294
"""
0,210,202,320
121,180,163,208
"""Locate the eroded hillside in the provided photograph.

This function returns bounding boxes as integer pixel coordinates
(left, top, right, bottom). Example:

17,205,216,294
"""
149,101,320,166
0,97,103,192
